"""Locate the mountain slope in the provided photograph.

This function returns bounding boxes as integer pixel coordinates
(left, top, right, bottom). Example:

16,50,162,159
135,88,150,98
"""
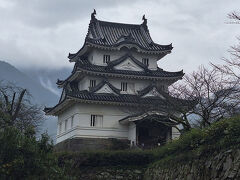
0,60,58,138
0,61,59,106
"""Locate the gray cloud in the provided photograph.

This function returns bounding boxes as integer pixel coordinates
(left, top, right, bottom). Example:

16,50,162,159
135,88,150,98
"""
0,0,239,73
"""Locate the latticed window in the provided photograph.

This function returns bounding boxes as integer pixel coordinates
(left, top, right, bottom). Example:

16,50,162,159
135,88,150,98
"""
142,58,149,66
103,55,110,63
65,119,68,131
90,80,96,88
90,115,95,127
90,115,103,127
121,82,128,91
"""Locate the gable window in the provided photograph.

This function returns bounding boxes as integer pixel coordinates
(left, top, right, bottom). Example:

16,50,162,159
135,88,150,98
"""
121,82,128,92
90,115,103,127
142,58,149,66
90,80,96,88
103,55,110,63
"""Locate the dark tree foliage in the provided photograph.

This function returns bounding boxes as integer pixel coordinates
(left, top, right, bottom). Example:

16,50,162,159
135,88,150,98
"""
0,127,66,179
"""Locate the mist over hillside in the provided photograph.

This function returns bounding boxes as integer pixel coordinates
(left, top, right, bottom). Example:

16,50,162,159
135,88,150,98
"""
21,67,72,97
0,60,70,140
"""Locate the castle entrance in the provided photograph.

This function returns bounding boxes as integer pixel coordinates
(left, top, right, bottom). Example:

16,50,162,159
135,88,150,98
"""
136,118,172,149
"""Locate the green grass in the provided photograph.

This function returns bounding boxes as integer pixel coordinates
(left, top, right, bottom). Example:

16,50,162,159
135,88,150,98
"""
149,116,240,167
55,116,240,175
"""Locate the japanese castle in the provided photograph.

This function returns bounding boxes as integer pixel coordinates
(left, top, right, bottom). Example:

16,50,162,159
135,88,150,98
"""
45,10,184,150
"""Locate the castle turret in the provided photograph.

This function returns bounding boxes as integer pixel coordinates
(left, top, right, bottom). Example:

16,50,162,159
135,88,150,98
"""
45,11,183,150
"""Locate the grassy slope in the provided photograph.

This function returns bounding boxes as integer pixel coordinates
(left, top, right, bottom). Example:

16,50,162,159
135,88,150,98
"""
150,116,240,167
56,116,240,178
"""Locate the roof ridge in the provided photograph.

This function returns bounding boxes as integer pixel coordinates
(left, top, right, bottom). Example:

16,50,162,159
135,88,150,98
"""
97,19,142,28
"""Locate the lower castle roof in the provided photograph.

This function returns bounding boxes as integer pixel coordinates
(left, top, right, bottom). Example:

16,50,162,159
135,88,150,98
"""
44,85,192,115
76,59,184,78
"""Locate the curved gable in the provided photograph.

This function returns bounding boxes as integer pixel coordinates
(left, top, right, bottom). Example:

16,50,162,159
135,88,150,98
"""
114,58,144,71
94,84,119,95
142,87,165,99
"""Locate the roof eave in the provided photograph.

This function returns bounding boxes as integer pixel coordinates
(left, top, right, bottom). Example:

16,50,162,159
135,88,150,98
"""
68,44,90,62
86,42,172,55
78,68,184,81
44,98,73,116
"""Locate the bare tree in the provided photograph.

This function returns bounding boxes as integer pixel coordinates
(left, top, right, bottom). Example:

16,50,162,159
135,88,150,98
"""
227,11,240,24
168,66,240,129
212,11,240,78
0,82,44,132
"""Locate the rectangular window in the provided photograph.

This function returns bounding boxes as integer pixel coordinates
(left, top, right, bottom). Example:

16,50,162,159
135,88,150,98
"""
90,115,103,127
65,120,68,131
90,80,96,88
90,115,96,127
121,82,128,91
142,58,149,66
103,55,110,63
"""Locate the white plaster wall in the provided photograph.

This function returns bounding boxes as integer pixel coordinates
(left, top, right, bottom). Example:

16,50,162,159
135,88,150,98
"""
56,102,181,144
78,76,102,91
90,49,161,70
109,78,150,94
56,103,130,143
172,127,181,139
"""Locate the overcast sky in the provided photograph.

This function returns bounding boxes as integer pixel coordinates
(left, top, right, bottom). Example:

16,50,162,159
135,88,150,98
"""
0,0,239,73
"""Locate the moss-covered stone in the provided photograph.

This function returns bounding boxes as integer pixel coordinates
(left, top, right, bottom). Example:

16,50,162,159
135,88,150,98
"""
144,149,240,180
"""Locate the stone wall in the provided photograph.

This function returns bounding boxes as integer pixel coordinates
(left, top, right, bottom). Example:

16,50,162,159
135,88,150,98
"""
74,167,144,180
54,137,129,151
144,149,240,180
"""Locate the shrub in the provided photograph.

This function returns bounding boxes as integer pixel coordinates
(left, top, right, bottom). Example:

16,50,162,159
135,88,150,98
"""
57,150,155,169
0,127,66,179
151,116,240,167
108,138,129,150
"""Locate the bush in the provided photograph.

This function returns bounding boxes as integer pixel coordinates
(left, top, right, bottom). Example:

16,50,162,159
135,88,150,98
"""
57,150,155,169
0,127,66,179
108,138,130,150
151,116,240,167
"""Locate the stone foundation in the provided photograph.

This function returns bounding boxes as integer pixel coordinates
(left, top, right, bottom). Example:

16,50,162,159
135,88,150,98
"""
144,149,240,180
74,167,144,180
54,137,130,152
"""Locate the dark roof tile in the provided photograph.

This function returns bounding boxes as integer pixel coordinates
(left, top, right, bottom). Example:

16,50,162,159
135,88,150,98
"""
69,15,173,59
76,59,184,78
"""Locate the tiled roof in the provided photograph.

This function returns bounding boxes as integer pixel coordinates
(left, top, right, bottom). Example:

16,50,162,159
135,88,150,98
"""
56,58,184,87
119,112,178,126
137,84,162,96
67,90,167,106
86,20,172,51
68,12,173,59
89,80,121,95
75,58,184,78
106,53,148,70
44,83,193,115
